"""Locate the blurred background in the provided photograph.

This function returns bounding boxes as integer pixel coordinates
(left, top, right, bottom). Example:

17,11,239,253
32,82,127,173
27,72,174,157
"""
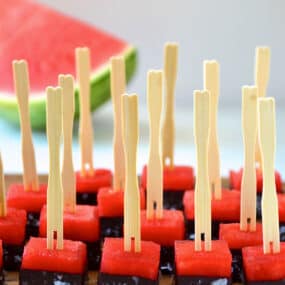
1,0,284,175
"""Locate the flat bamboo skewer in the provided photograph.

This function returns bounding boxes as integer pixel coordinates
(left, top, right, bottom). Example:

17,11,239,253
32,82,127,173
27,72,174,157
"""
0,153,7,217
240,86,258,232
194,90,211,251
13,60,38,191
255,47,270,167
76,47,94,176
59,74,76,213
46,87,64,250
259,97,280,254
111,57,126,191
162,42,178,167
122,93,141,252
146,70,163,219
204,60,221,200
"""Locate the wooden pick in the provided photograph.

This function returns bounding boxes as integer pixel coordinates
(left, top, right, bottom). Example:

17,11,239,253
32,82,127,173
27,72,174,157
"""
0,153,7,217
255,47,270,167
46,87,64,250
111,57,126,191
122,93,141,252
194,90,211,251
76,47,94,176
203,60,221,200
240,86,258,232
259,97,280,254
59,75,76,213
13,60,38,191
146,70,163,219
162,42,178,167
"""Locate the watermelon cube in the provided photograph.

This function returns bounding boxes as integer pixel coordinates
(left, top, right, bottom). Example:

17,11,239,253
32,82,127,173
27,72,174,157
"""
99,238,160,284
175,240,232,284
141,165,194,210
243,243,285,283
97,187,146,239
141,209,184,275
76,169,112,205
39,205,100,269
20,238,87,285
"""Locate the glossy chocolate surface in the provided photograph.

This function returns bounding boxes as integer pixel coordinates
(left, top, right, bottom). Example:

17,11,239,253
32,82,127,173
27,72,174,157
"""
176,275,232,285
163,190,185,210
76,192,97,205
98,273,159,285
100,217,123,239
3,244,23,271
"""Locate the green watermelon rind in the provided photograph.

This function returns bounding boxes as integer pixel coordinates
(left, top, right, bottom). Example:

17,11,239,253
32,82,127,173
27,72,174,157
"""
0,45,137,130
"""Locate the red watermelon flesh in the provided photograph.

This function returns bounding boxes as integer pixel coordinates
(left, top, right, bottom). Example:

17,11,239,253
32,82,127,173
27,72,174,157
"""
0,207,27,245
219,223,263,250
97,187,146,217
21,237,87,274
0,240,2,269
183,189,240,221
277,194,285,222
175,240,232,277
141,210,184,246
39,205,99,243
76,169,112,193
100,238,160,280
229,168,282,192
141,165,194,191
242,243,285,281
7,184,47,213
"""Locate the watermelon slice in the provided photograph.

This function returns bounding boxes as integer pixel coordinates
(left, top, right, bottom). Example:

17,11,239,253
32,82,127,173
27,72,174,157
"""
0,0,137,129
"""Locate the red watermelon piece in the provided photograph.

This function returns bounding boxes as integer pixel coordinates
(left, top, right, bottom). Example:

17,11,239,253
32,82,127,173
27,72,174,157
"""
0,0,137,129
175,240,232,277
7,184,47,213
183,189,240,221
39,205,99,243
21,237,87,274
277,194,285,222
97,187,146,217
243,243,285,282
219,223,263,249
141,165,194,191
76,169,112,194
229,168,282,193
100,238,160,280
0,207,27,245
141,210,184,246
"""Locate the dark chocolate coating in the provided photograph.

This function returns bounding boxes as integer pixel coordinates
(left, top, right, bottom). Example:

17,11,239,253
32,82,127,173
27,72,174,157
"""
160,246,174,275
231,249,244,284
98,273,159,285
76,192,97,205
19,269,86,285
3,244,24,271
86,241,101,270
256,194,262,220
246,280,285,284
185,220,221,240
0,270,4,285
176,275,232,285
163,190,185,210
25,212,40,240
100,217,123,239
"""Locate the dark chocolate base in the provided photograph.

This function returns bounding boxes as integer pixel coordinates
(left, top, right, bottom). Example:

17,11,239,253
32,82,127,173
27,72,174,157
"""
0,270,4,285
100,217,123,239
231,249,244,284
25,212,40,239
86,241,101,270
163,190,185,210
176,275,232,285
160,246,174,275
246,280,285,284
98,272,159,285
256,194,262,220
3,244,24,271
20,269,86,285
185,220,221,240
280,223,285,241
76,192,97,205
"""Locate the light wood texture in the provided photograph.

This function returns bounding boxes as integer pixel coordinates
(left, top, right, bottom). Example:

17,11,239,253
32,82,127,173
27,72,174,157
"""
162,42,178,167
259,97,280,254
76,47,94,176
240,86,258,231
13,60,38,191
194,90,211,251
46,87,64,250
111,57,126,191
204,60,221,200
122,94,141,252
146,70,163,219
255,47,270,167
0,153,7,217
59,75,76,213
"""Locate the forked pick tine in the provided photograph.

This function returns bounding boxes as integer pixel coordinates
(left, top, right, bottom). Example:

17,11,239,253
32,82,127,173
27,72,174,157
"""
146,70,163,219
12,60,38,191
194,90,211,252
259,97,280,254
0,153,7,217
122,93,141,253
46,87,64,250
